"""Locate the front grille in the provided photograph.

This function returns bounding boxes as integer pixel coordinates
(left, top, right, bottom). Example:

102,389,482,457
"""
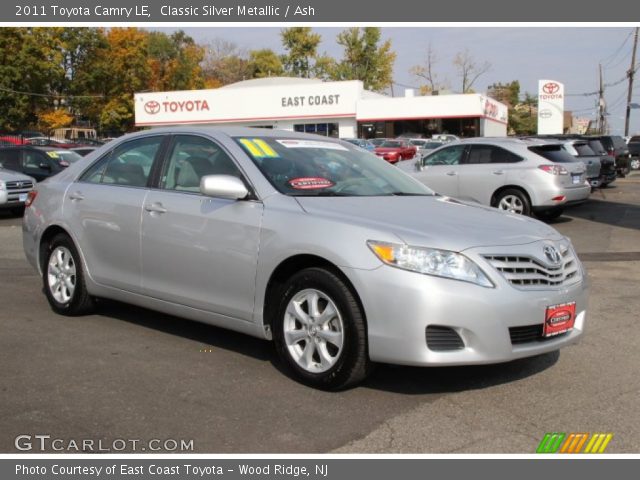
6,180,34,191
426,325,464,351
483,247,580,290
509,324,568,345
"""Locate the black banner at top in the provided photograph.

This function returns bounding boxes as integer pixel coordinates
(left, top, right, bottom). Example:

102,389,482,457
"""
7,0,640,22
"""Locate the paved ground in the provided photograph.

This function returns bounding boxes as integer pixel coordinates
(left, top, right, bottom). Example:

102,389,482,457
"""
1,174,639,453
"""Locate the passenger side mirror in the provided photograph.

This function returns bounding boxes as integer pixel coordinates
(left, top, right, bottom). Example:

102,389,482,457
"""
200,175,249,200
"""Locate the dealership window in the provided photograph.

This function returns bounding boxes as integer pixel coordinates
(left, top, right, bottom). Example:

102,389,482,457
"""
293,123,339,138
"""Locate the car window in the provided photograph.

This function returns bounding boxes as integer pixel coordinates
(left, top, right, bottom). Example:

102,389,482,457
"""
611,136,627,149
0,149,20,170
465,145,522,164
161,135,242,192
573,143,596,156
529,145,577,163
23,150,50,169
587,140,606,154
423,145,466,166
380,141,402,148
80,136,162,187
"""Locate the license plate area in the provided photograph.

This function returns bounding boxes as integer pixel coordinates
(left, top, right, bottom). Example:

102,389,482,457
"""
544,302,576,337
572,175,581,184
18,193,27,202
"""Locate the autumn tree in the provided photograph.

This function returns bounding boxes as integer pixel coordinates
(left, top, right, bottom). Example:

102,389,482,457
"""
453,48,491,93
332,27,395,92
201,38,251,87
147,31,204,92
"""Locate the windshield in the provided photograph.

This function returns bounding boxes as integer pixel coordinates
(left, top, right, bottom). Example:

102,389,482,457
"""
45,150,83,165
380,141,402,148
234,137,433,197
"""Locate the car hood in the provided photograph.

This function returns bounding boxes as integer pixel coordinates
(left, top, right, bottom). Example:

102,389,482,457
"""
0,168,34,182
296,195,564,251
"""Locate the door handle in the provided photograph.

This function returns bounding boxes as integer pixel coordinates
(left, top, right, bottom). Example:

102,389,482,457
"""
68,192,84,201
446,171,457,176
492,170,505,175
144,203,167,214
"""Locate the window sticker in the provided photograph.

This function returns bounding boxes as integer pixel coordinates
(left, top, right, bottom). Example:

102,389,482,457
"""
239,138,279,158
276,139,348,151
46,151,60,158
287,177,335,190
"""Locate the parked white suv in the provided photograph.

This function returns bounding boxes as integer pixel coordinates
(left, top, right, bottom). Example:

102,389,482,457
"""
0,168,35,215
401,138,591,220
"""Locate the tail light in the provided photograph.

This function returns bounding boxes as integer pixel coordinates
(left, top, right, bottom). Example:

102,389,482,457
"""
25,190,38,207
538,165,568,175
608,148,615,156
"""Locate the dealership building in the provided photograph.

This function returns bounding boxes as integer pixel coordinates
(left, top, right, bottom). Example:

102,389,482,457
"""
134,77,508,138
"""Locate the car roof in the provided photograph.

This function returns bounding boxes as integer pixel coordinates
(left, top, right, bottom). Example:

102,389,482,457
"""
457,137,563,147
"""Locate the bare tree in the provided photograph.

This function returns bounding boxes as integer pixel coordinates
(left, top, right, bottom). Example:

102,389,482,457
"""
201,38,250,86
453,48,491,93
410,43,448,94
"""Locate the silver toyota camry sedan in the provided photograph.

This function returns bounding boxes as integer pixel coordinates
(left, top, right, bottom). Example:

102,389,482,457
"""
22,127,588,390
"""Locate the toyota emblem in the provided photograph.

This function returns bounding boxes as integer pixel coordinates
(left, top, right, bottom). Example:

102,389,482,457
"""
144,100,161,115
542,82,560,94
543,245,562,265
539,109,553,119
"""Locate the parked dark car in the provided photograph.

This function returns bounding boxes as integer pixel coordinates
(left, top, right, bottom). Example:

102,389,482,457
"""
628,136,640,171
587,135,631,177
0,146,83,182
583,138,617,186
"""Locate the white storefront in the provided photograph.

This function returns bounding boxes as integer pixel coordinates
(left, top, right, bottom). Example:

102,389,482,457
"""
134,77,508,138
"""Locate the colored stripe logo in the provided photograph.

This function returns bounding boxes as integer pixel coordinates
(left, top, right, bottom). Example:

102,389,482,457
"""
239,138,279,158
536,433,613,453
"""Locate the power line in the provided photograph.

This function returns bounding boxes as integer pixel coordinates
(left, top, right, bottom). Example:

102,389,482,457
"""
0,86,103,99
600,29,634,67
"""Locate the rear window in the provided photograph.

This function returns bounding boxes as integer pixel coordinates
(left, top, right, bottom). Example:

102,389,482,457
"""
529,145,577,163
611,136,627,149
629,136,640,143
380,141,402,148
587,140,606,154
573,143,596,156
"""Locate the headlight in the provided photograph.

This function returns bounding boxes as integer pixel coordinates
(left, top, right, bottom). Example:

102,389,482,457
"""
367,240,494,288
0,180,5,191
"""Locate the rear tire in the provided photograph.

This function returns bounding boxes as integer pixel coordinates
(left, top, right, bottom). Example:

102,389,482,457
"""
273,267,371,390
494,189,531,216
43,234,95,316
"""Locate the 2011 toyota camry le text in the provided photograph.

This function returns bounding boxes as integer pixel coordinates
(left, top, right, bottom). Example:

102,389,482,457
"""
22,127,588,390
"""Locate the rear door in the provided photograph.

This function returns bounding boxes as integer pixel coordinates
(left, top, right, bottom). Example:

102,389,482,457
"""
140,134,263,321
63,135,166,293
414,144,467,197
458,144,520,205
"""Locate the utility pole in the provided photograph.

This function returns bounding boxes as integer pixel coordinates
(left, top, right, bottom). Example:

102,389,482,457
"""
598,64,606,134
624,27,639,137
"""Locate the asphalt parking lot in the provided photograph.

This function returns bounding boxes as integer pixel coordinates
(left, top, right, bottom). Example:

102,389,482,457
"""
1,174,639,453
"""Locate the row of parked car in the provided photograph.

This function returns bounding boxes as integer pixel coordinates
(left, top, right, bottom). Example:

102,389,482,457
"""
344,135,458,164
0,143,99,215
396,134,634,221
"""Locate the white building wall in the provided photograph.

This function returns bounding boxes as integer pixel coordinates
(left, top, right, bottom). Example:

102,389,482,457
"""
480,118,508,137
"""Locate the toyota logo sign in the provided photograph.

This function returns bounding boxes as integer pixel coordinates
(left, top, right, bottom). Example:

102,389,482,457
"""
144,101,161,115
542,82,560,95
543,245,562,265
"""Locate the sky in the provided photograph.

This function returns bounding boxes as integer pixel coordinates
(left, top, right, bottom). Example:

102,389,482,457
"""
155,27,640,135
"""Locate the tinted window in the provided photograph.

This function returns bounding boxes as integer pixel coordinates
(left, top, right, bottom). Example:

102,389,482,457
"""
529,146,577,163
424,145,466,166
629,136,640,143
0,149,20,170
380,141,402,148
161,136,241,192
572,143,596,156
80,136,162,187
23,150,51,169
587,140,606,154
611,136,627,149
465,145,522,164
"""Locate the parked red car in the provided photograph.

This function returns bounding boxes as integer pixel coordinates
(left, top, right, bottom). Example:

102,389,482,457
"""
374,139,417,164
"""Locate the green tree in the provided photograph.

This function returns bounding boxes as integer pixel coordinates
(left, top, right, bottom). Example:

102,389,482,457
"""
248,49,284,78
332,27,396,92
280,27,322,78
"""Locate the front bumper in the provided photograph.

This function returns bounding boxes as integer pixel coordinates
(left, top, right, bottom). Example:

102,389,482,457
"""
342,243,588,367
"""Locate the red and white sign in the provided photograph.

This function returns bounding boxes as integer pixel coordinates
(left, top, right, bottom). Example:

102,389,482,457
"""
537,79,565,135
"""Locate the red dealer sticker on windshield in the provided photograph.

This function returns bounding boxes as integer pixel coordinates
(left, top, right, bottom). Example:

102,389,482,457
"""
288,177,335,190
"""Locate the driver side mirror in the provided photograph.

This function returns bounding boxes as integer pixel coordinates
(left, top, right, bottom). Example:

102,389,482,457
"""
200,175,249,200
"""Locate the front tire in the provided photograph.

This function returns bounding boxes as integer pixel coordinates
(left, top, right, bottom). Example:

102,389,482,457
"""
43,234,95,316
273,267,370,390
494,189,531,216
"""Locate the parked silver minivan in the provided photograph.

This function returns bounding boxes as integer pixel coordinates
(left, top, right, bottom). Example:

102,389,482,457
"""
403,138,591,221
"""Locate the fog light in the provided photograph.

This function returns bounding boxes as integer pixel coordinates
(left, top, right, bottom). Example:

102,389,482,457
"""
552,195,566,202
